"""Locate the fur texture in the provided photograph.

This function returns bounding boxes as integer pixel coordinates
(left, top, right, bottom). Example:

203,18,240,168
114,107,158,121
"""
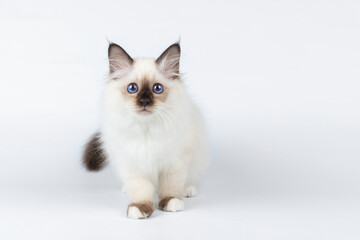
82,133,106,171
84,42,209,219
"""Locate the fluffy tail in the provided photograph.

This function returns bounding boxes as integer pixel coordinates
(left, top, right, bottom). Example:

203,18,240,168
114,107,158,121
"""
82,132,107,171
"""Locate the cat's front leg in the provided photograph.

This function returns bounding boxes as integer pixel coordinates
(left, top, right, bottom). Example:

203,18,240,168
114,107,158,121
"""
123,177,155,219
158,167,187,212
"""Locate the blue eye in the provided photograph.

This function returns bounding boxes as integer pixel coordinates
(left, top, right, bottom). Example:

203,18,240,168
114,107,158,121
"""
127,83,138,94
153,83,163,94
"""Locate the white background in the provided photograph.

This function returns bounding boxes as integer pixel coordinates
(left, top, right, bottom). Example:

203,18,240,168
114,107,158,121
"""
1,0,359,239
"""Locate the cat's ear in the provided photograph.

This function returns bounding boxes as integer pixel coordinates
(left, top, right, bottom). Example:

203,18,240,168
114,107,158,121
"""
108,43,133,74
156,43,181,79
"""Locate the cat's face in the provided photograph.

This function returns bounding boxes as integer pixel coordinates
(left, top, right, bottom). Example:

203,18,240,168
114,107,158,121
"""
106,43,182,117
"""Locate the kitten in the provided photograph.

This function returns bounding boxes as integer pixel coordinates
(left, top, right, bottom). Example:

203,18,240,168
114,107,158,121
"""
83,42,209,219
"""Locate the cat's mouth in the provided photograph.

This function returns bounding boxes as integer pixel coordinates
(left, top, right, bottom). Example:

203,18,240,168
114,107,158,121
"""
138,107,152,114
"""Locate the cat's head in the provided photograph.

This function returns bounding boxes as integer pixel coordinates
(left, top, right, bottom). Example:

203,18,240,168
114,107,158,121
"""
105,42,184,118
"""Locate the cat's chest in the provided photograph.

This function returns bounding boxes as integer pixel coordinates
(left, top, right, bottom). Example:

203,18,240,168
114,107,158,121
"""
118,125,181,159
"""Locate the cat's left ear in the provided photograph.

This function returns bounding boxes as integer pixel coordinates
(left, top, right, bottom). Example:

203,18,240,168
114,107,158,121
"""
108,43,133,74
156,43,181,80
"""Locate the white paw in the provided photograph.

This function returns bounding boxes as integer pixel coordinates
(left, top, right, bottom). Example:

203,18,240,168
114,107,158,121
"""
127,206,146,219
185,185,197,197
127,205,153,219
164,198,184,212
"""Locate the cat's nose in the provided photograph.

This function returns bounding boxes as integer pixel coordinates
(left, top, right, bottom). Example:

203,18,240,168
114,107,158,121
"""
139,98,151,107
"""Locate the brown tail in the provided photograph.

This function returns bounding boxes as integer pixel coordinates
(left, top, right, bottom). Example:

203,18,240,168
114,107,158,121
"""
82,132,107,171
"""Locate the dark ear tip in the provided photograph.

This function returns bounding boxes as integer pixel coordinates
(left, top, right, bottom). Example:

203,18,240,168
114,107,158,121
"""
108,43,119,53
166,42,181,56
108,43,115,56
172,42,181,51
108,43,133,61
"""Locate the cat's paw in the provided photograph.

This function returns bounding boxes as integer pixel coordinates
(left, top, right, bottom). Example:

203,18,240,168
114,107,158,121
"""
185,185,197,197
159,197,184,212
127,202,154,219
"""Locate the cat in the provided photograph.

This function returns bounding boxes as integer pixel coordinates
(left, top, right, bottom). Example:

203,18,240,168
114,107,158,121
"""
82,42,209,219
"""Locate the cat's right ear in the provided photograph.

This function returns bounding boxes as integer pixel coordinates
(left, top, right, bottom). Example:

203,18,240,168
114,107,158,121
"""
156,43,181,80
108,43,133,74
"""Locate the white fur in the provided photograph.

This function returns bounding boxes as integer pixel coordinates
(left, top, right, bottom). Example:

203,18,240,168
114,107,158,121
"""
101,57,208,217
127,206,148,219
163,198,184,212
185,185,197,197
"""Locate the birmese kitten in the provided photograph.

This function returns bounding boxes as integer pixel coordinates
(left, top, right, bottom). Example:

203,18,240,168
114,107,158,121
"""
83,42,209,219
